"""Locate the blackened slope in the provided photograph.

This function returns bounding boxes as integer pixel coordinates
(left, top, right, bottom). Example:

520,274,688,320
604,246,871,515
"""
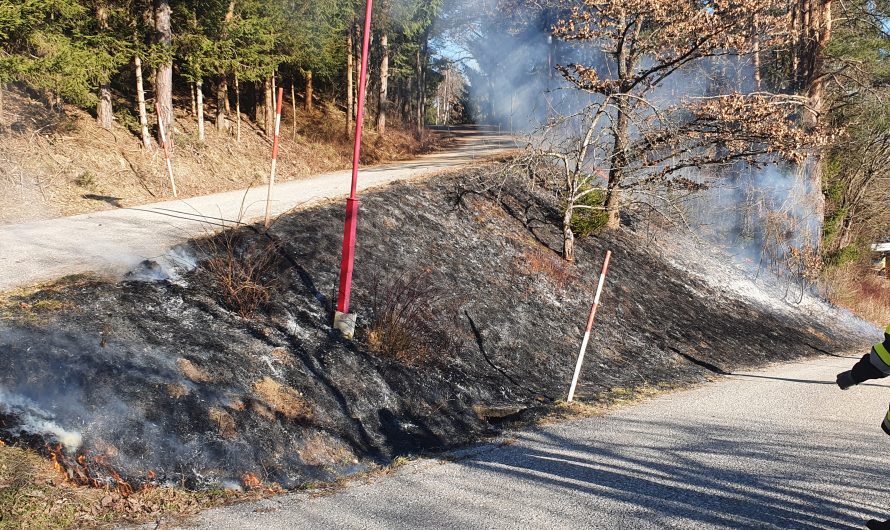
0,169,870,490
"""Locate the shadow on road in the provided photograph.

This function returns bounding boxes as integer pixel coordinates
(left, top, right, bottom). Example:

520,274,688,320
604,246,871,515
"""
451,418,886,529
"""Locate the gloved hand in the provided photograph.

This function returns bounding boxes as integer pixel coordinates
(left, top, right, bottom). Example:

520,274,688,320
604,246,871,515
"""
836,370,857,390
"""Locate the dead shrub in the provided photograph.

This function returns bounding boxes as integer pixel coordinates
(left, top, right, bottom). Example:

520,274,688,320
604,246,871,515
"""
365,270,462,366
202,231,282,318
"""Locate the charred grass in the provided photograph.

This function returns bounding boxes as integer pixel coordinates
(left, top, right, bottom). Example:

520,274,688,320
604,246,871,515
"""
0,161,873,520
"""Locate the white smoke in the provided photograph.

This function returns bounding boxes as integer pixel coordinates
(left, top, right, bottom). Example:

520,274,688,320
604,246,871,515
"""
0,388,83,451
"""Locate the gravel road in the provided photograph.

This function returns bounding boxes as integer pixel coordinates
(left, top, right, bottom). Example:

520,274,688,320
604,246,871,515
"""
0,126,513,291
177,355,890,530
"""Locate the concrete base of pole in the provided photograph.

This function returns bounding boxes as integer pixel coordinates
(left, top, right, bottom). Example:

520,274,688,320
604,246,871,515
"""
333,311,357,339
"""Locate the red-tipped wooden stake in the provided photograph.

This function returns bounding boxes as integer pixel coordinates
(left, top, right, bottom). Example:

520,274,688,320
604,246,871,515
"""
567,250,613,402
156,102,177,198
264,86,285,229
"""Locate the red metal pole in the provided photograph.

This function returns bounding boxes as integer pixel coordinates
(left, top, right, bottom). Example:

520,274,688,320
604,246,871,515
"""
336,0,373,316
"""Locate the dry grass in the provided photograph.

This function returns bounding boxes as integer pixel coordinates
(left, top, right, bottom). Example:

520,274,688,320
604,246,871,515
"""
0,443,239,529
0,274,96,321
514,248,575,291
176,358,213,384
252,377,313,421
297,434,355,467
208,408,238,440
823,265,890,326
0,88,439,225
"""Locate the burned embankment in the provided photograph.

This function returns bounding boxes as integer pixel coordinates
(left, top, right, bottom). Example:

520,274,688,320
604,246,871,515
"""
0,165,875,493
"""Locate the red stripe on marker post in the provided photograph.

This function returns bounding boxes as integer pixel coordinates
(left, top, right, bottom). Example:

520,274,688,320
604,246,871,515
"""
264,86,285,229
156,102,177,198
567,250,612,403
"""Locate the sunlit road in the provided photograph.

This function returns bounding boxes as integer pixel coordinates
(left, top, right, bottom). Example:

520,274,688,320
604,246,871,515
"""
179,355,890,530
0,126,514,291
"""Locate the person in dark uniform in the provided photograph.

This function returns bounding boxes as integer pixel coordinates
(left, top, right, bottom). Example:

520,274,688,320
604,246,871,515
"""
836,324,890,529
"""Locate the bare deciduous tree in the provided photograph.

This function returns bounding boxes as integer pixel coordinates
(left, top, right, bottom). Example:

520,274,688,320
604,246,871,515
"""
526,0,820,261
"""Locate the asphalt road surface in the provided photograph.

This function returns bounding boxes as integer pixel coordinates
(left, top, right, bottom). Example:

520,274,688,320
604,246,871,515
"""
0,126,514,292
178,355,890,530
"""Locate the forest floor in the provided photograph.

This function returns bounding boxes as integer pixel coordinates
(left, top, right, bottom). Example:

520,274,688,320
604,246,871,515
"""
0,161,879,529
0,87,448,226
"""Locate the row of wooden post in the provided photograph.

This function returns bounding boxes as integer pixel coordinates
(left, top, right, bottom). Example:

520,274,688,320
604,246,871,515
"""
153,87,285,224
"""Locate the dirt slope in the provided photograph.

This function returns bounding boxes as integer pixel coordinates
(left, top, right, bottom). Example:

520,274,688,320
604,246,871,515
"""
0,163,877,494
0,87,437,225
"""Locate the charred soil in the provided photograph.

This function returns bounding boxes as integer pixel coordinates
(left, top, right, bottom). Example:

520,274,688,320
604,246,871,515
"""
0,163,876,524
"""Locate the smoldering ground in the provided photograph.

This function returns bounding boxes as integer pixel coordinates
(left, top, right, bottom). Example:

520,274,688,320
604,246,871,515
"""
0,167,875,491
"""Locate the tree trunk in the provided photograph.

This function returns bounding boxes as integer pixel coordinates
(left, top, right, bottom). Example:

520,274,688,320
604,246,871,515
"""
562,205,575,262
216,77,228,132
803,0,832,248
235,73,241,143
196,79,205,142
346,28,354,136
96,7,113,131
97,84,113,130
220,0,235,120
377,31,389,134
154,0,173,139
604,96,630,230
271,74,277,112
0,83,5,125
291,80,297,140
253,82,266,124
753,35,762,91
190,83,197,115
134,56,152,148
305,70,313,111
415,45,425,136
443,69,449,126
264,76,274,137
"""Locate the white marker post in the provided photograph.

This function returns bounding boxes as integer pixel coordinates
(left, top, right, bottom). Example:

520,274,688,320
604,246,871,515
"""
264,87,285,229
155,102,177,198
567,250,613,403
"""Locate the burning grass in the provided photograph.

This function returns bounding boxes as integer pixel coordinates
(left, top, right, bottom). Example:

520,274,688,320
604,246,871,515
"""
0,443,241,529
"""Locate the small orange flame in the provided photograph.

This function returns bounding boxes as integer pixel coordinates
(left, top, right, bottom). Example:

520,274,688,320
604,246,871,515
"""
108,467,133,496
47,444,65,475
242,473,262,490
